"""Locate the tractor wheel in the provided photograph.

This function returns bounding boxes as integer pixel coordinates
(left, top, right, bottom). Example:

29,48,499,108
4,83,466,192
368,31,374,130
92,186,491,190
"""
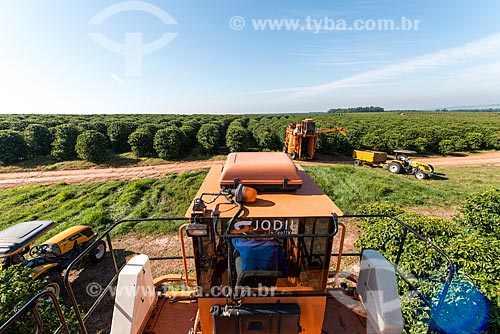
353,160,362,167
414,170,426,180
290,152,297,160
89,240,106,264
388,162,401,174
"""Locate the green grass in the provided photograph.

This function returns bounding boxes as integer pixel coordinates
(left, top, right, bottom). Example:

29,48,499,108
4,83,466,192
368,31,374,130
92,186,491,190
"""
1,165,499,239
0,170,206,237
305,165,500,214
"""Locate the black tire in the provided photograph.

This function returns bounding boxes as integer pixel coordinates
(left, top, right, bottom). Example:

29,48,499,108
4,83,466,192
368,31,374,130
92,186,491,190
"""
415,170,426,180
290,152,297,160
89,240,106,264
388,162,402,174
353,160,362,166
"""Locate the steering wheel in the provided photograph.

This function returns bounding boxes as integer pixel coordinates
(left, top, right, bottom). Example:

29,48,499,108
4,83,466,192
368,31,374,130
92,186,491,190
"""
29,244,49,257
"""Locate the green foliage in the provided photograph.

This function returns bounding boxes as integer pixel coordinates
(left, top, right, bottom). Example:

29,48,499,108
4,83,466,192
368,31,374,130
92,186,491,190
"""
1,112,500,164
413,137,430,152
129,127,157,157
252,127,281,151
154,127,183,160
197,123,223,153
465,132,484,151
79,121,107,134
180,121,200,150
0,130,28,164
107,122,136,153
51,124,80,161
458,188,500,236
438,139,455,155
75,130,109,163
0,265,79,333
487,132,500,149
23,124,52,156
226,121,252,152
355,194,500,333
449,135,467,152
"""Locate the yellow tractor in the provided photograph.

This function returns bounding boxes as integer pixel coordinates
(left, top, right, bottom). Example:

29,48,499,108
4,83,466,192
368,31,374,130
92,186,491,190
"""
386,150,434,179
0,222,106,296
283,119,346,160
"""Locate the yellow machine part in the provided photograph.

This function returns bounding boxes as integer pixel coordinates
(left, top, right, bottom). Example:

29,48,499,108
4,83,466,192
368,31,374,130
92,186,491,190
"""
43,225,95,255
32,263,59,279
352,150,387,164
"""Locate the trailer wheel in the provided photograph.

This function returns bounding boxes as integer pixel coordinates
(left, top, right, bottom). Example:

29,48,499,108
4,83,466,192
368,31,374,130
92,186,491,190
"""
388,162,401,174
89,240,106,263
414,170,426,180
353,160,362,166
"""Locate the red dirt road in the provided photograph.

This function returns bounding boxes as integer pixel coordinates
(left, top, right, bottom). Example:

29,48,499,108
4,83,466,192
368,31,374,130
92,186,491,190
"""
418,151,500,167
1,151,499,189
0,160,222,189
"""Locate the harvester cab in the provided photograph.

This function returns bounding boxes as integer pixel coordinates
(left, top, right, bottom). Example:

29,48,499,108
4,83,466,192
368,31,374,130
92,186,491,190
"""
387,150,434,179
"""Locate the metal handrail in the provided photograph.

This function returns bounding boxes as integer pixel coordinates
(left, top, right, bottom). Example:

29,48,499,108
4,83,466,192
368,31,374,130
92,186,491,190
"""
340,214,456,333
63,217,189,334
3,213,455,334
0,290,70,334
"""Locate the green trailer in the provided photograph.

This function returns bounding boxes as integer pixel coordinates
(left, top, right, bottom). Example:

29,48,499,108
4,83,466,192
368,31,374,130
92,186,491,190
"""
352,150,388,166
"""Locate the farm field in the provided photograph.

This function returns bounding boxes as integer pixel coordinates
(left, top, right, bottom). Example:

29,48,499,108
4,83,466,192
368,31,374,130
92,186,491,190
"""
0,150,499,189
1,112,500,169
1,161,499,331
1,164,499,235
1,151,499,333
1,112,500,333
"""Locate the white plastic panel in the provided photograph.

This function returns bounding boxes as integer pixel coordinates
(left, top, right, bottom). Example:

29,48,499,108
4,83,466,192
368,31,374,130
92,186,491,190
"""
110,254,157,334
357,249,403,334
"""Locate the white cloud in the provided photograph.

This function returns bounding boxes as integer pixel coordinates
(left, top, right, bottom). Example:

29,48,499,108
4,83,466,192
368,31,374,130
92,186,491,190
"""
276,31,500,102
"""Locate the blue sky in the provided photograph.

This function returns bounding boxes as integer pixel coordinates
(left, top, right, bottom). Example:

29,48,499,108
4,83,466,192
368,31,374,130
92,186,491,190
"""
1,0,500,114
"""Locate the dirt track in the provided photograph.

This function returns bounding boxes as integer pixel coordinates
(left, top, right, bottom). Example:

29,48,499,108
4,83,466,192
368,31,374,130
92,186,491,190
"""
418,151,500,167
0,160,222,189
1,151,499,189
